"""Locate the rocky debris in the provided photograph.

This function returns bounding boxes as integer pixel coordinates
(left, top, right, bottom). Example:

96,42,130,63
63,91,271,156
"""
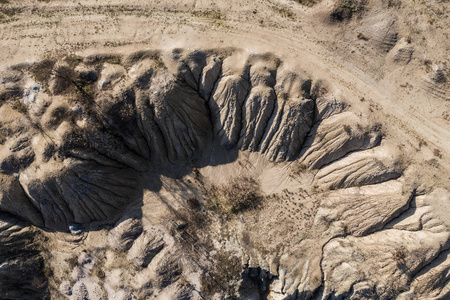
59,281,72,296
71,282,89,300
430,63,448,84
22,81,42,106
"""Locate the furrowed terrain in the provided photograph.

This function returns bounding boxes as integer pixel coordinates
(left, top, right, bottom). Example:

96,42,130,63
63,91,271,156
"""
0,0,449,299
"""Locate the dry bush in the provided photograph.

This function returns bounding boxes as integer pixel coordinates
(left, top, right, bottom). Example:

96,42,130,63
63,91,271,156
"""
207,175,263,215
65,55,83,67
29,59,55,86
295,0,319,7
392,246,407,265
191,10,224,20
272,6,295,19
291,161,308,176
343,124,352,135
201,251,242,298
186,197,201,210
331,0,366,21
433,149,443,159
11,100,28,114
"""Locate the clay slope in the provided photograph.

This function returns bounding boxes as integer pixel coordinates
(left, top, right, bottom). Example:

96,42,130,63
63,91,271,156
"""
0,48,448,300
0,48,386,230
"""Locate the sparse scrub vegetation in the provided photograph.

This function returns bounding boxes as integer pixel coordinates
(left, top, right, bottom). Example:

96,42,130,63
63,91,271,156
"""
191,10,224,20
331,0,366,21
272,6,295,19
66,256,78,269
91,257,106,281
385,0,402,8
11,100,28,114
29,59,56,86
392,246,407,265
105,56,121,65
433,149,442,159
65,54,83,67
291,161,308,176
0,6,20,23
357,32,369,40
207,175,263,215
295,0,319,7
186,197,201,210
201,251,242,298
0,130,6,145
343,124,352,134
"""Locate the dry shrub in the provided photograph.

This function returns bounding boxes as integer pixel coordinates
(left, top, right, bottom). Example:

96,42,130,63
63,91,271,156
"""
191,10,224,20
201,251,242,298
295,0,318,7
291,161,308,176
207,175,263,215
29,59,55,86
392,246,407,265
331,0,366,21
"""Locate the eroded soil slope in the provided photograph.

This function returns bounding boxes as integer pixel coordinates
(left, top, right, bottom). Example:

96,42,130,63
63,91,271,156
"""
0,0,449,299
